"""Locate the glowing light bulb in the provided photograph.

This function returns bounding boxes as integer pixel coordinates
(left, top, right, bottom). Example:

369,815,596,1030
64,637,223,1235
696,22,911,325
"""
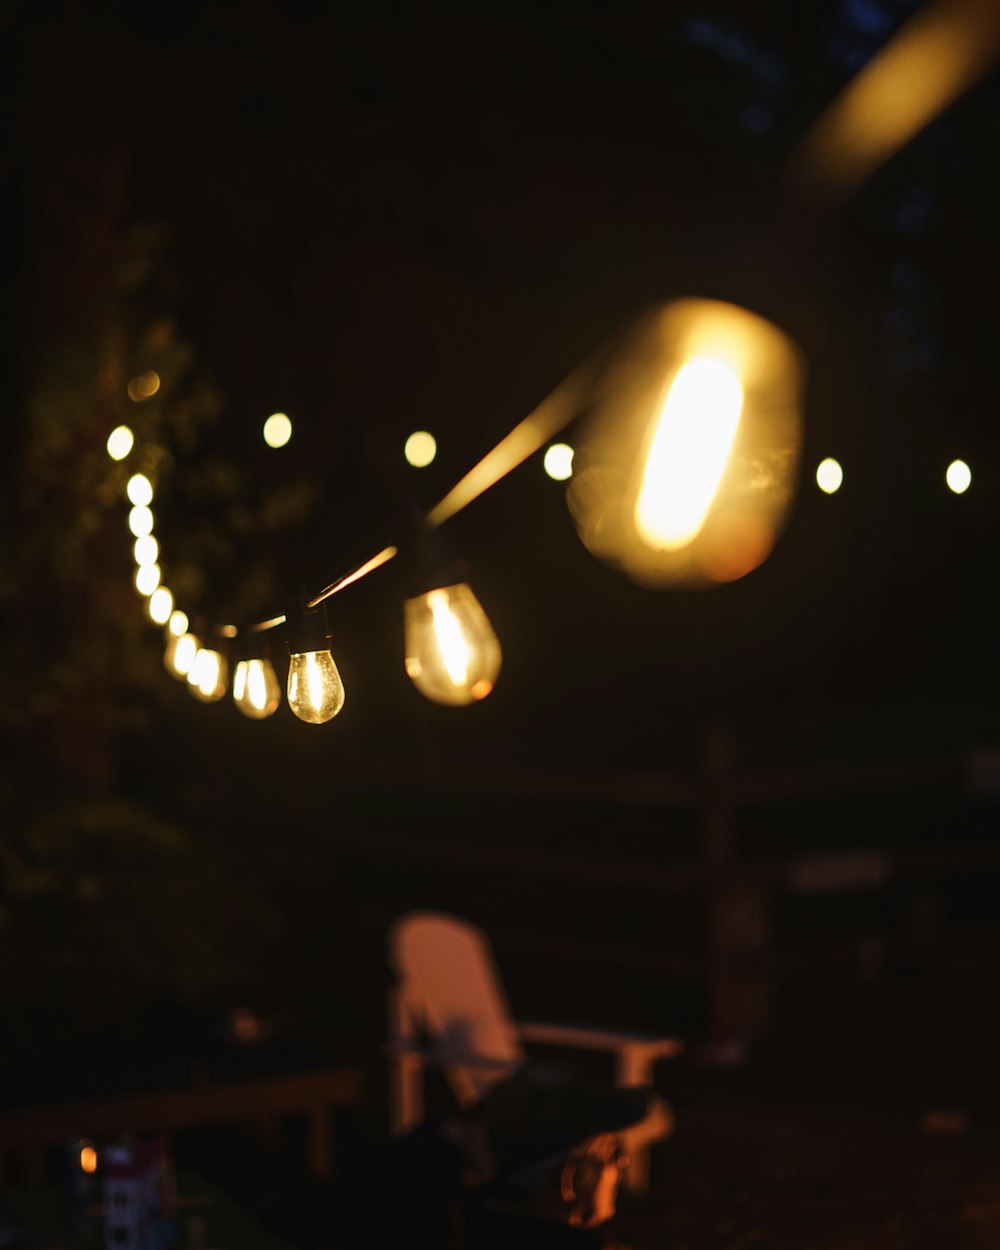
107,425,134,460
128,505,154,538
126,473,154,506
543,443,574,481
263,413,292,448
135,563,161,596
187,647,227,702
569,298,805,588
168,609,189,638
133,534,159,565
165,632,199,678
404,431,437,467
287,650,345,723
816,457,844,494
79,1143,98,1174
147,586,174,625
233,657,281,719
404,583,501,706
947,459,971,494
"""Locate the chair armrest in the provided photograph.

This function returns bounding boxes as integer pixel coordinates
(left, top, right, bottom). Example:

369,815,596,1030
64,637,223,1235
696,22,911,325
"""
518,1020,682,1059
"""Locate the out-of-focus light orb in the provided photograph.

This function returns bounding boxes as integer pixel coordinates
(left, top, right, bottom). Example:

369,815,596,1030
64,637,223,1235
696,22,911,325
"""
404,431,437,468
946,459,971,494
127,371,160,402
168,609,189,638
543,443,575,481
126,473,154,506
128,505,154,538
79,1144,98,1174
147,586,174,625
106,426,134,460
187,647,227,702
568,298,805,588
135,563,161,596
263,413,292,448
165,631,199,678
133,535,158,565
816,457,844,494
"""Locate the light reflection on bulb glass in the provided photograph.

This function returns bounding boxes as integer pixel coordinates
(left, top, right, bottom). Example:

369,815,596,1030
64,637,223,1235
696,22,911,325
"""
187,647,227,702
287,650,345,724
165,632,199,678
233,657,281,719
404,583,501,706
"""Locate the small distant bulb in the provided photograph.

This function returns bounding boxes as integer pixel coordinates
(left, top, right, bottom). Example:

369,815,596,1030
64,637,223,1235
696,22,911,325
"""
233,657,282,719
135,563,161,596
263,413,292,448
816,457,843,494
133,534,159,565
946,459,971,494
128,505,154,538
127,371,160,402
126,473,154,506
79,1144,98,1174
404,431,437,468
165,632,199,678
147,586,173,625
168,609,189,638
106,426,134,461
187,647,227,702
543,443,574,481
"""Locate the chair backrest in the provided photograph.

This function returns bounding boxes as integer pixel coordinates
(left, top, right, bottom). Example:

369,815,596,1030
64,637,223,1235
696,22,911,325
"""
389,911,524,1101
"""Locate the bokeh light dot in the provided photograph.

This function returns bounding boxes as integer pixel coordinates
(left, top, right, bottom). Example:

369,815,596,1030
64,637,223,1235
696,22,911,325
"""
126,473,154,506
106,426,134,460
263,413,292,448
148,587,174,625
133,535,159,565
168,609,189,638
946,459,971,494
543,443,575,481
404,431,437,468
135,563,161,596
816,457,844,494
128,505,155,538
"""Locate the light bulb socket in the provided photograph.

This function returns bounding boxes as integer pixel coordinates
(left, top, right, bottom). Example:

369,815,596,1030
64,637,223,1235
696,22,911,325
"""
403,527,469,599
284,598,332,655
237,627,275,663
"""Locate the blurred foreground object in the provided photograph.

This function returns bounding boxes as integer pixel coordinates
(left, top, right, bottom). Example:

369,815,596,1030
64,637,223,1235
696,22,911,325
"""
568,299,805,588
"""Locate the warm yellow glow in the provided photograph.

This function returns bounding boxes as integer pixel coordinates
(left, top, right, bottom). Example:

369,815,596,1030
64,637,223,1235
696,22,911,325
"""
127,371,160,402
147,586,174,625
947,459,971,494
634,358,743,550
168,609,189,638
287,649,345,723
233,657,281,719
135,563,161,596
543,443,575,481
404,430,437,468
80,1145,98,1174
128,505,154,538
404,583,501,706
106,425,134,460
816,457,844,494
263,413,292,448
568,299,805,588
126,473,154,506
133,534,159,566
165,632,199,678
187,647,227,702
793,0,1000,201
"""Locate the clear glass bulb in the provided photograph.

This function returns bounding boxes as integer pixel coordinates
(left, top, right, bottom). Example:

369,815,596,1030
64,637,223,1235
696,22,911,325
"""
165,632,199,679
187,647,227,702
233,657,281,720
287,649,345,724
404,583,501,706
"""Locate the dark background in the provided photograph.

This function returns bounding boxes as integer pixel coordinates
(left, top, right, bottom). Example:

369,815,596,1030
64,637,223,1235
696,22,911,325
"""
3,0,1000,1162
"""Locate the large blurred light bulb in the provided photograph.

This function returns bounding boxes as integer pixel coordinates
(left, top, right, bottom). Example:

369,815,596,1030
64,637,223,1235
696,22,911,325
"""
285,602,345,724
404,583,501,706
165,632,199,678
233,657,281,720
568,298,805,588
187,646,227,702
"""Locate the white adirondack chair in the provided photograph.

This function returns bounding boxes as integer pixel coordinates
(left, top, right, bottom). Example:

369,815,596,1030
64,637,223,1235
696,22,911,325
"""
386,910,682,1190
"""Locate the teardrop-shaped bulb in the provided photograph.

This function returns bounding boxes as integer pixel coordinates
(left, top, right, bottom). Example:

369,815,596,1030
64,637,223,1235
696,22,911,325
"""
187,647,227,703
233,657,281,720
287,649,345,724
165,631,199,679
404,583,501,706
